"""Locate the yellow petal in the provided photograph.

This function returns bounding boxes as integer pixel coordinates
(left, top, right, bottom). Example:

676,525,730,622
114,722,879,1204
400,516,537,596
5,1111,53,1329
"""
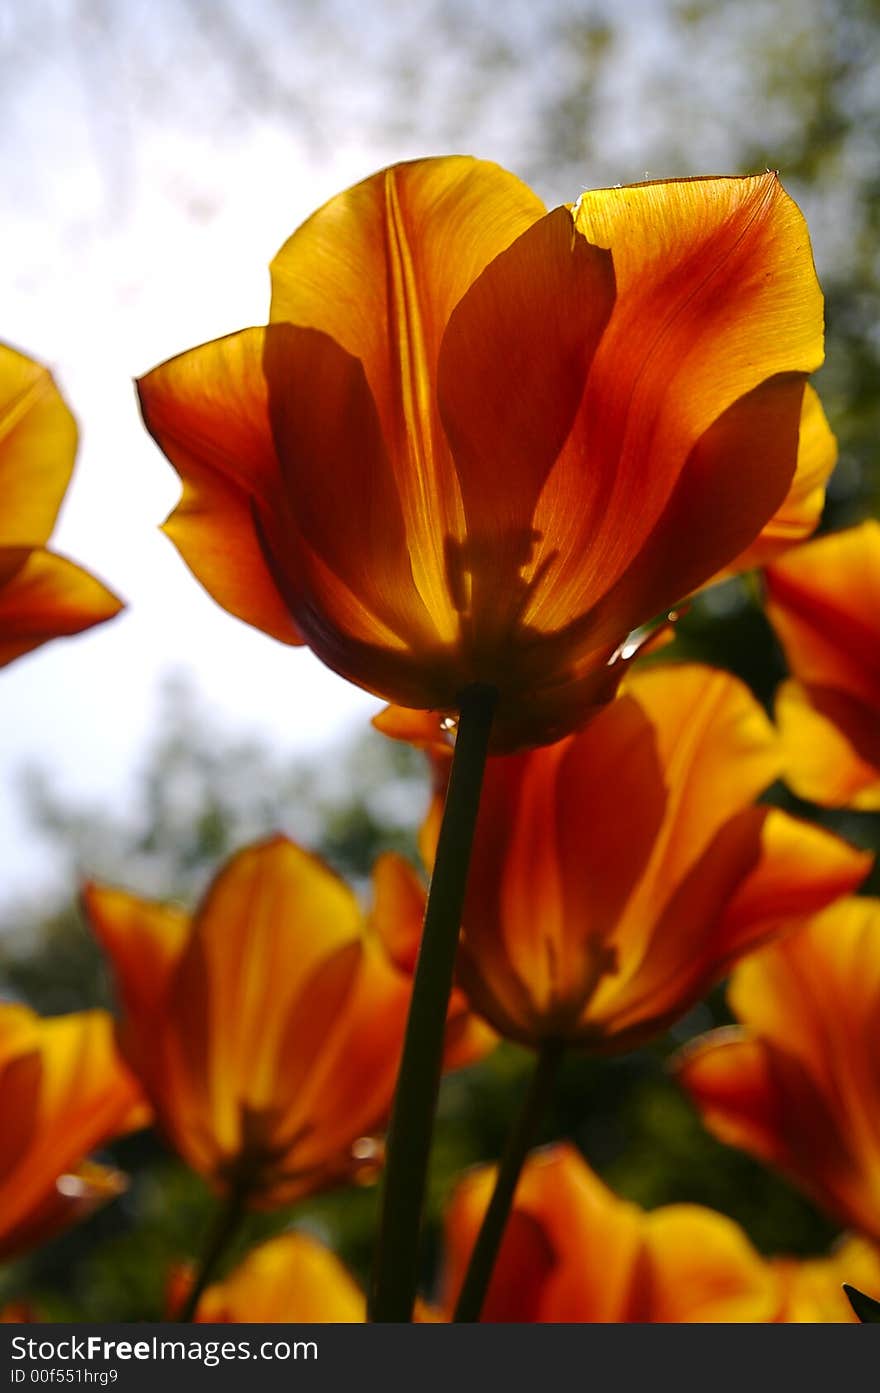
775,678,880,810
721,384,835,577
196,1231,365,1322
0,343,77,547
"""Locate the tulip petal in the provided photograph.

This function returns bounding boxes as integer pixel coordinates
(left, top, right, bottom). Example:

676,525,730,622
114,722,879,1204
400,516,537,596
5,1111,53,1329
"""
0,343,77,547
775,678,880,810
437,208,614,640
721,384,835,577
533,373,806,648
138,328,303,646
525,172,821,635
195,1232,365,1322
606,665,779,974
0,1007,144,1260
679,899,880,1240
369,852,427,975
270,157,546,632
640,1206,777,1322
260,322,425,642
597,807,869,1049
0,546,122,667
765,519,880,709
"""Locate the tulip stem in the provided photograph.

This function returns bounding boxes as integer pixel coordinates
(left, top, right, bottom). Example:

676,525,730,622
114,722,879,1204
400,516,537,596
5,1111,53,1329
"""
369,681,497,1323
178,1187,248,1322
453,1040,563,1323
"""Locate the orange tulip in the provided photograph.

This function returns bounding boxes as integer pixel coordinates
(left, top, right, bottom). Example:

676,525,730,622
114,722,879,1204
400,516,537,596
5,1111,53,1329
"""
676,896,880,1243
191,1232,365,1323
765,521,880,808
443,1143,780,1321
0,343,121,666
83,835,488,1208
0,1004,144,1261
395,664,868,1050
138,159,826,751
772,1237,880,1323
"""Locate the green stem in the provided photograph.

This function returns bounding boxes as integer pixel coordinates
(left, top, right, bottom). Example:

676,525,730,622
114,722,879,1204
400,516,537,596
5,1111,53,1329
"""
178,1187,248,1323
453,1041,563,1323
369,682,497,1322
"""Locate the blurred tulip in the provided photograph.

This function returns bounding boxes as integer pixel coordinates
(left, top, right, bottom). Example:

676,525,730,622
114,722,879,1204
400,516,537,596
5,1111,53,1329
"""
139,159,825,751
443,1143,780,1321
192,1232,365,1323
404,665,868,1050
0,343,122,666
0,1005,144,1261
84,836,487,1208
677,897,880,1243
773,1237,880,1323
765,521,880,808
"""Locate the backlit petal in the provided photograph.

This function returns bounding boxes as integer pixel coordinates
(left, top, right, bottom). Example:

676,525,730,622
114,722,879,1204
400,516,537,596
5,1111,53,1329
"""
438,209,614,645
722,384,835,576
0,343,77,547
138,329,302,646
775,679,880,810
765,520,880,709
0,546,122,667
195,1232,365,1322
0,1007,144,1260
270,157,545,633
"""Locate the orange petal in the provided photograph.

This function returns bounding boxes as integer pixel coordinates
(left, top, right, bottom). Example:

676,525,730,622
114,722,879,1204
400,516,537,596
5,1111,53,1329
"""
765,519,880,709
775,678,880,810
527,173,822,636
137,328,303,647
195,1231,365,1322
721,384,835,577
259,322,425,646
640,1206,777,1322
592,807,869,1049
0,343,77,547
541,373,806,649
680,898,880,1239
0,1006,144,1260
774,1237,880,1323
437,208,614,638
0,547,122,667
270,157,545,634
168,838,364,1175
605,664,780,975
458,693,666,1043
369,852,427,975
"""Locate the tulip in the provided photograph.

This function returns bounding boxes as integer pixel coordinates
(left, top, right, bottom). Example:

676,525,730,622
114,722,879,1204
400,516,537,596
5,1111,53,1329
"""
0,343,121,665
83,835,485,1210
191,1232,365,1323
773,1238,880,1323
444,1143,780,1321
765,520,880,808
676,896,880,1243
139,159,827,754
401,665,868,1053
0,1004,144,1261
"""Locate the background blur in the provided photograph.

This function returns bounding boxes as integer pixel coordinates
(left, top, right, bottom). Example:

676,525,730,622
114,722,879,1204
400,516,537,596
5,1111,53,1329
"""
2,0,879,1317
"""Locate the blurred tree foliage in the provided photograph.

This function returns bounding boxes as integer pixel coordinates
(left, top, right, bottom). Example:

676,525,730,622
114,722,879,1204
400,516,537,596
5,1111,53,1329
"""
1,0,879,1319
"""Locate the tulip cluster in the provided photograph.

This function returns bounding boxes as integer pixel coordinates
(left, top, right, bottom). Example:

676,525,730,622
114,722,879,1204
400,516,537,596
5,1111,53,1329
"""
3,155,879,1327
